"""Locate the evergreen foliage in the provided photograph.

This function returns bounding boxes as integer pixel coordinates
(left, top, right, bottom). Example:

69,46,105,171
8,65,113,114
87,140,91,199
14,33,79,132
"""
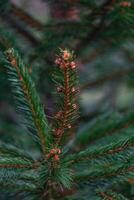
0,47,133,199
0,0,134,199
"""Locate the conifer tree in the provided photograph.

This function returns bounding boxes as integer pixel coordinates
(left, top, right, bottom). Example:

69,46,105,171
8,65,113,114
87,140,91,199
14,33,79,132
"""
0,0,134,199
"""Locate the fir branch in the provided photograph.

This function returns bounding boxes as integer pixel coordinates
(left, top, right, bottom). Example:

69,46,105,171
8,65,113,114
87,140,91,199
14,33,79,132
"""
5,48,50,155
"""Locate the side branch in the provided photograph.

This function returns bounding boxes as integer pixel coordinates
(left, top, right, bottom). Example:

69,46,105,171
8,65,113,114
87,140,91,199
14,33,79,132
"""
65,136,134,164
6,49,49,155
0,163,39,169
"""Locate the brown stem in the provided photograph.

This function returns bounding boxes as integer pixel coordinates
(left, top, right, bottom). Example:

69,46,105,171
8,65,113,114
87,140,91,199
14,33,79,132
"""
98,191,114,200
57,65,70,144
70,138,134,164
0,162,39,169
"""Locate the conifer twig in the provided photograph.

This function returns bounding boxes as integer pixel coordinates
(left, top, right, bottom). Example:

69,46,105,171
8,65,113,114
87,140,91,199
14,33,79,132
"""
5,49,49,155
52,49,79,144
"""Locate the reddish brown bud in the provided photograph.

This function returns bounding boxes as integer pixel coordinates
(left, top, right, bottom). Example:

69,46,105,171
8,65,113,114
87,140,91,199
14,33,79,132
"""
57,86,63,93
19,76,23,81
67,124,71,129
71,87,76,93
53,154,60,161
60,61,67,69
63,50,71,60
11,59,16,65
57,148,61,154
70,61,76,69
72,103,77,110
28,67,32,74
50,148,57,154
54,129,63,137
55,111,62,118
55,58,61,65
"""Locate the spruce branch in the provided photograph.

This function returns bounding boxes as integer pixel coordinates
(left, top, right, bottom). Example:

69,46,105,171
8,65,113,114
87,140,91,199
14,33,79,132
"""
5,48,50,156
71,111,134,148
0,181,37,192
0,142,34,162
52,49,79,144
74,161,134,182
0,157,39,169
64,136,134,164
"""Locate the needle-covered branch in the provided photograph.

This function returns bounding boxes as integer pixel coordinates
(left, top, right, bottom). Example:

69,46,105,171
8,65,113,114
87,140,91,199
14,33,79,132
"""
52,49,79,144
0,157,39,170
0,142,34,162
71,111,134,148
4,48,50,155
64,135,134,164
74,160,134,183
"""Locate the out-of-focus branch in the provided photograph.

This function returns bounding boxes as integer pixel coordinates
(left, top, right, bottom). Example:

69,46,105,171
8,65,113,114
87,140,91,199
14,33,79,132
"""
11,3,44,31
0,13,40,46
76,0,115,52
81,67,134,90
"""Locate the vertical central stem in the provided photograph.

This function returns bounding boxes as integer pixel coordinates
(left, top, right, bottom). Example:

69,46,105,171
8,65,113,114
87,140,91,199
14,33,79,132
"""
57,65,70,144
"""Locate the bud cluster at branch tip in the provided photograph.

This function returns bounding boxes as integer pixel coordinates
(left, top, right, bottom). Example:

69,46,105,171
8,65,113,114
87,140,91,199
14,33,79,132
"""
46,148,61,161
55,49,76,69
